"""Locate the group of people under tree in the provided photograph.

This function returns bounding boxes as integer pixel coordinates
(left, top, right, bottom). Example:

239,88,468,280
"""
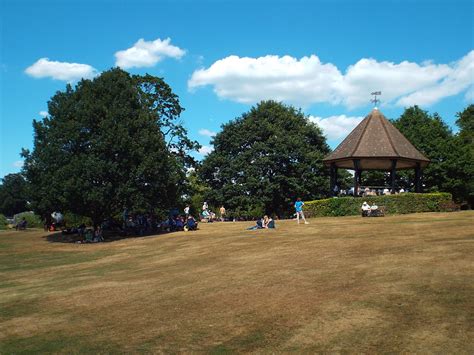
41,195,311,241
196,202,226,222
122,208,199,235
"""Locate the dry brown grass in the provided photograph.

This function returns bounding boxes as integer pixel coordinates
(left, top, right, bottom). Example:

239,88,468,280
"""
1,211,473,353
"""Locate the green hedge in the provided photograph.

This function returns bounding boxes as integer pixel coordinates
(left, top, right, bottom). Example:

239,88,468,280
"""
305,193,454,217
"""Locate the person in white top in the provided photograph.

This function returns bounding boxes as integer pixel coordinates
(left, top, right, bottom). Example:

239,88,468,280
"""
361,202,371,217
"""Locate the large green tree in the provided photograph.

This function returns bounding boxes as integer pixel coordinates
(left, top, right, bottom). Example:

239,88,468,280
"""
22,68,199,225
392,105,472,205
199,101,330,217
456,104,474,145
452,105,474,207
0,173,29,216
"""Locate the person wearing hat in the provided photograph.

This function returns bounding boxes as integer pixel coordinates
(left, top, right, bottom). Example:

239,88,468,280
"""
361,201,371,217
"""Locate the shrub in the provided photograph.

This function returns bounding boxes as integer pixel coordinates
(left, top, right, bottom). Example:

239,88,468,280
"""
0,214,7,230
226,203,266,221
13,211,43,228
305,193,453,217
63,212,92,228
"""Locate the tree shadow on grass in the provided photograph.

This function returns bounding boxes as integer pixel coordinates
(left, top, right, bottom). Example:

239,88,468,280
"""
42,230,173,244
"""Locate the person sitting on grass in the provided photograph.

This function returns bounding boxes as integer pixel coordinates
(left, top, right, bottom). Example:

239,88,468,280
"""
370,203,379,216
175,216,185,231
247,216,276,230
93,226,104,242
15,217,27,231
201,209,212,222
247,218,263,230
84,229,94,243
184,215,198,231
262,215,276,229
361,201,371,217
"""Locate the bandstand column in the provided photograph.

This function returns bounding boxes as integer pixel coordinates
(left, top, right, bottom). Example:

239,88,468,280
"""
353,159,361,196
414,162,422,193
330,163,336,196
390,159,397,194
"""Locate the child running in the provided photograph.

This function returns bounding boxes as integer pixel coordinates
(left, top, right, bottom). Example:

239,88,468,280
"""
294,197,309,224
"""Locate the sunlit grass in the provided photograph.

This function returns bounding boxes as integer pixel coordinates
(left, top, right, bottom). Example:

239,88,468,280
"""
1,211,473,353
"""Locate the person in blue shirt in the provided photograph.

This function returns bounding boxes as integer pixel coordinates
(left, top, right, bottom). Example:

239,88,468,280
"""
294,197,309,224
184,215,198,231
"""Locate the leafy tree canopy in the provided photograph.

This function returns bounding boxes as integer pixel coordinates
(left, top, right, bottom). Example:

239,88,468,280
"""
22,68,199,225
392,105,473,205
199,100,330,217
0,173,29,216
456,104,474,145
184,168,211,217
453,105,474,206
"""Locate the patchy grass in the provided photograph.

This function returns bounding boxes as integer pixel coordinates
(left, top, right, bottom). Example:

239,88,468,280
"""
0,211,473,353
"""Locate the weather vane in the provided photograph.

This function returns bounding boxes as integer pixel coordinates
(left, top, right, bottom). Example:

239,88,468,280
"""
371,91,382,107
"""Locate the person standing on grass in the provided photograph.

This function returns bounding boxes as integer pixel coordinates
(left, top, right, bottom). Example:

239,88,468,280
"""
294,197,309,224
219,205,226,221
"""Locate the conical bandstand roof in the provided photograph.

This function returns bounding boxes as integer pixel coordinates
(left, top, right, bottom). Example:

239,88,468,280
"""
323,109,430,170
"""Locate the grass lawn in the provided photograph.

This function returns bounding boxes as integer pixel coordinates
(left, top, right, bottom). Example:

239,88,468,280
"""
1,211,473,353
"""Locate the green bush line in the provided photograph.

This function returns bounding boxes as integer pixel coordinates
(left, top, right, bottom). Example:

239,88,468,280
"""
305,193,454,217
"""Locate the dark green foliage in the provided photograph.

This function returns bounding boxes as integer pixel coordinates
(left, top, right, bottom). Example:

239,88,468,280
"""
392,106,452,191
453,105,474,207
63,212,92,228
0,214,7,229
336,169,353,190
199,101,330,217
184,169,211,217
226,203,266,221
305,193,454,217
392,106,473,206
22,68,198,225
456,104,474,145
0,173,29,216
360,171,390,188
14,212,43,228
134,74,201,168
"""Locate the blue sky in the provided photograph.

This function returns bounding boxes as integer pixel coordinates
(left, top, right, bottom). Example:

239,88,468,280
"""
1,0,473,178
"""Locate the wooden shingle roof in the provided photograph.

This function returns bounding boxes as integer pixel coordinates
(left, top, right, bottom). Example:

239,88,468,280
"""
323,109,430,170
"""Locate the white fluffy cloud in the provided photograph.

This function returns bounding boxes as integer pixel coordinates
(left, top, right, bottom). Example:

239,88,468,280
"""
395,51,474,106
115,37,185,69
198,145,214,156
189,55,341,105
309,115,364,141
198,129,216,137
39,111,49,117
188,51,474,108
25,58,97,81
